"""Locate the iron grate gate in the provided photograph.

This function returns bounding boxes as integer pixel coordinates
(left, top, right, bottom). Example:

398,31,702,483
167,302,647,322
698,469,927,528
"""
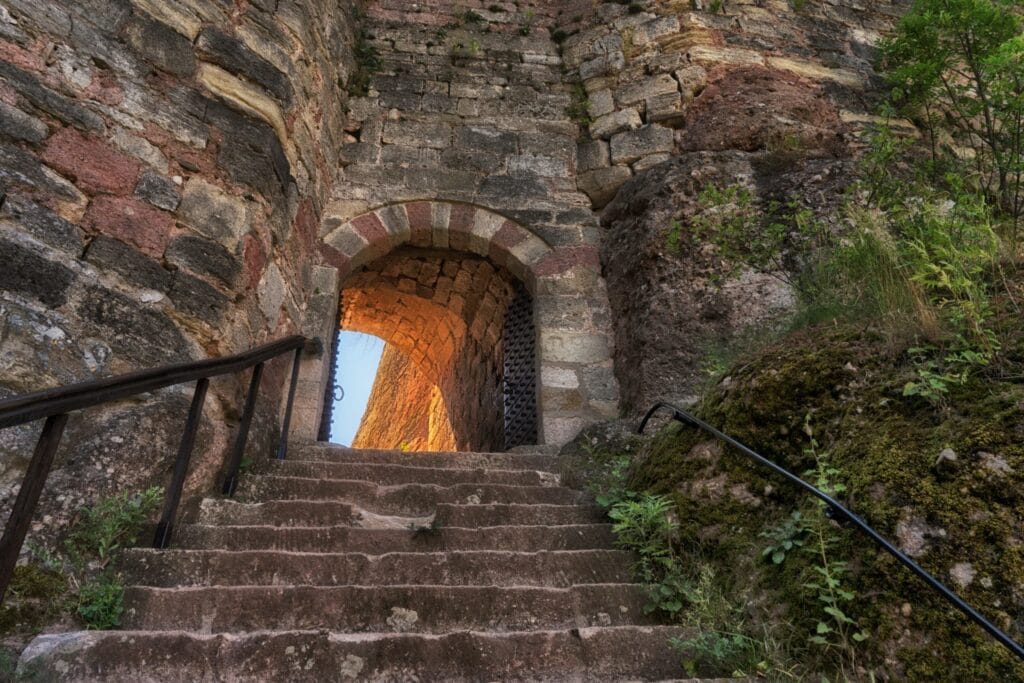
503,284,538,448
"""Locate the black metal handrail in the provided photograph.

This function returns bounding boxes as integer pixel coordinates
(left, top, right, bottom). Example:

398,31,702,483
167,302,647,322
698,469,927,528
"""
0,334,318,604
638,401,1024,663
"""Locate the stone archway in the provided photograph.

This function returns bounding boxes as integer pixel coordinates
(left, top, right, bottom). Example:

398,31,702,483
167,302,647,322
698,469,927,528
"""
291,200,620,449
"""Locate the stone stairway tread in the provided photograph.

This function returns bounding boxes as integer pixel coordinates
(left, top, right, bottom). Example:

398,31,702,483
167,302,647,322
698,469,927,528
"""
262,459,558,486
236,475,584,513
122,584,656,632
192,498,605,527
19,626,719,682
121,548,634,587
173,522,617,552
292,444,560,472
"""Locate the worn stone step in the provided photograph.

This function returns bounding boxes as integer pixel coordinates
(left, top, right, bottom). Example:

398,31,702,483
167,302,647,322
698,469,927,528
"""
262,460,557,487
236,476,583,513
122,584,656,633
174,523,617,553
291,444,561,472
192,499,604,528
19,626,710,682
122,549,634,587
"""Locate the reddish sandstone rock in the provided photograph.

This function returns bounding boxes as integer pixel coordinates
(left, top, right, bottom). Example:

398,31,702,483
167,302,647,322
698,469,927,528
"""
41,127,141,195
243,234,268,289
82,196,172,257
681,66,846,155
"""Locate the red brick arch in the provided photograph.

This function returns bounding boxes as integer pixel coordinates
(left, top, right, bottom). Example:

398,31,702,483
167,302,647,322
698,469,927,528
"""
320,201,599,292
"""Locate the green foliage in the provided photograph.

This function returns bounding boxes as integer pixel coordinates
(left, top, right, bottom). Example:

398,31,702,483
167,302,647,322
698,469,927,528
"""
349,24,381,97
65,487,162,569
566,82,592,131
665,219,684,255
882,0,1024,235
690,182,828,288
761,511,810,565
450,38,482,59
519,10,535,35
76,574,124,630
0,565,67,635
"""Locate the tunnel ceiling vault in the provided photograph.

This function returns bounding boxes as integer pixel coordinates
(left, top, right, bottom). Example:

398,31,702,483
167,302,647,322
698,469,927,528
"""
341,249,517,385
316,200,621,447
340,248,519,452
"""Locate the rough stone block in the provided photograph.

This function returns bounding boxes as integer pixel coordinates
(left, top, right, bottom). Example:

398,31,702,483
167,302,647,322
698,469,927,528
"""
616,74,679,107
75,285,192,366
0,194,83,254
197,27,293,104
85,235,173,292
123,13,197,77
41,127,141,196
166,234,240,286
588,89,615,118
383,121,452,149
675,65,708,98
633,15,680,44
589,108,641,139
134,172,182,211
455,127,518,155
177,178,250,249
111,129,169,173
0,238,74,307
0,101,48,144
83,196,173,257
0,62,104,132
610,125,674,165
632,153,672,173
576,140,610,172
577,166,632,209
168,271,229,325
257,262,286,325
579,51,625,80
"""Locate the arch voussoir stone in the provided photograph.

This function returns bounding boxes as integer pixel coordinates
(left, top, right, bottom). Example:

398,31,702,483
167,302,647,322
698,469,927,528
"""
318,199,620,446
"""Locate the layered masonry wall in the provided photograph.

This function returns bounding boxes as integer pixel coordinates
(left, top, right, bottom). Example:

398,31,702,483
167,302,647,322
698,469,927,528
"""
0,0,359,538
316,1,623,446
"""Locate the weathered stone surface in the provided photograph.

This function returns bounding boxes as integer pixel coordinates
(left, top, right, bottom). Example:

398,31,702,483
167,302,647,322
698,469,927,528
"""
0,61,104,131
615,74,679,107
0,194,83,254
82,196,173,257
134,171,182,211
0,142,84,204
680,66,845,154
41,127,141,196
577,166,632,209
168,272,229,325
84,235,172,292
0,101,48,144
166,235,240,286
111,129,170,173
177,179,250,249
589,108,641,139
0,238,74,307
257,262,285,324
609,125,674,165
196,27,293,105
576,141,610,173
122,13,197,77
75,285,191,366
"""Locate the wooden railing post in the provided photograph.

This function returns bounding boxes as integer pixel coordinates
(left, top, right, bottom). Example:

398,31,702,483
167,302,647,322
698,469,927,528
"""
221,363,264,497
153,379,209,549
0,413,69,606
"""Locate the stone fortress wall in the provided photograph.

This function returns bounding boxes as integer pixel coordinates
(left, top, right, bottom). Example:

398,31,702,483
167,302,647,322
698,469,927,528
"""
0,0,907,537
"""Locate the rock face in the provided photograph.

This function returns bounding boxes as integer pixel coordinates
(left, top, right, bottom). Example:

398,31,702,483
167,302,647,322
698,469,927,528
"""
352,345,455,452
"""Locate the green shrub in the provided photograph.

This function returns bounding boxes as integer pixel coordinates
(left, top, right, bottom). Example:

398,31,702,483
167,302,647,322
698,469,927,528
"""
76,574,124,630
65,487,162,569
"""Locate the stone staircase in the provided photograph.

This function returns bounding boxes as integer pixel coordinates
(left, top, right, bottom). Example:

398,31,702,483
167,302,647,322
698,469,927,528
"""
19,443,717,681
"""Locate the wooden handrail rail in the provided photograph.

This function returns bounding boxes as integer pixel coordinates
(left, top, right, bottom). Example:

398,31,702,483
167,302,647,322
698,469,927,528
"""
0,334,319,603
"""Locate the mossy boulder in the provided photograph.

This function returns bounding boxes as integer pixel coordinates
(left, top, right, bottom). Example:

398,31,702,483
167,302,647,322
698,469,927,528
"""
592,324,1024,680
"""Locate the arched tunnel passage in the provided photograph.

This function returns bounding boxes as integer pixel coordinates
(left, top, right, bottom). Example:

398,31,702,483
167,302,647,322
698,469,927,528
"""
320,246,538,452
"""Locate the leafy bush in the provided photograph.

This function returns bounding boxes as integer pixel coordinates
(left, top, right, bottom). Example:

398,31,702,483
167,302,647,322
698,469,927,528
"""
882,0,1024,238
65,487,162,569
76,574,124,630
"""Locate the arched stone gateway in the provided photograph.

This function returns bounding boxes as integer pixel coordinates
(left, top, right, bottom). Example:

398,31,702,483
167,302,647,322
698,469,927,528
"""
289,200,620,449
